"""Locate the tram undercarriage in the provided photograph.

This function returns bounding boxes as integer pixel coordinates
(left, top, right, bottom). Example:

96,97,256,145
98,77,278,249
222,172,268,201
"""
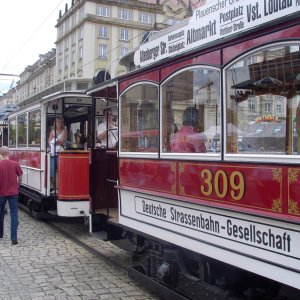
125,231,300,300
18,186,57,219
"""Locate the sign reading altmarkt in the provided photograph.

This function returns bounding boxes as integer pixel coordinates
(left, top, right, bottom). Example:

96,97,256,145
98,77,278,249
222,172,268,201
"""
134,0,298,67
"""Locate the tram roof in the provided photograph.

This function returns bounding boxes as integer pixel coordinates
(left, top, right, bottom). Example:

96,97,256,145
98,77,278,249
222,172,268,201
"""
42,91,91,102
86,78,117,96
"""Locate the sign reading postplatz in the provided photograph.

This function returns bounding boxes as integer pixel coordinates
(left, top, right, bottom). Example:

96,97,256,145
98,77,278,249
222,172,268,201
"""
134,0,299,67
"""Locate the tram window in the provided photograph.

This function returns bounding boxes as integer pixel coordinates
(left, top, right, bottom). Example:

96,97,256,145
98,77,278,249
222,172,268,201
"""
226,43,300,155
120,84,158,152
28,110,41,147
161,67,220,153
8,117,16,148
17,114,27,147
95,103,118,149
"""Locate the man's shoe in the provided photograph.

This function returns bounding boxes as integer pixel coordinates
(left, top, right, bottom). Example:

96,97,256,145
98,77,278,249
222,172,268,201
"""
0,236,3,239
12,240,18,245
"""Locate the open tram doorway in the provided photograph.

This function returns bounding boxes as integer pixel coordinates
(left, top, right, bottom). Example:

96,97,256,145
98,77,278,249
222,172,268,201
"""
0,119,8,147
44,93,92,218
87,80,122,240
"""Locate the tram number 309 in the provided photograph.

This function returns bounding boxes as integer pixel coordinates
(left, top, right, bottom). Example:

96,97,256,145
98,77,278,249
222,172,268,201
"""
200,169,245,201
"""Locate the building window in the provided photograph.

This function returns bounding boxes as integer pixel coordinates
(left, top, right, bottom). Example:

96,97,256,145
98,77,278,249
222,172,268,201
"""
71,50,76,64
79,47,83,60
71,32,76,45
78,27,84,40
265,102,271,113
79,7,84,21
58,43,63,54
59,24,64,37
276,104,282,114
120,29,129,41
71,14,77,27
64,55,69,69
64,37,69,50
77,82,88,90
139,12,151,24
120,47,129,56
141,31,149,43
58,59,63,72
119,9,132,20
98,6,110,17
166,18,174,26
248,98,255,111
65,19,69,32
98,45,107,59
98,26,108,38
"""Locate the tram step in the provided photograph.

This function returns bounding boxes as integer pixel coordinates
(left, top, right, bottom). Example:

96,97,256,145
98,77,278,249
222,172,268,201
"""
129,267,187,300
92,231,108,241
48,210,58,216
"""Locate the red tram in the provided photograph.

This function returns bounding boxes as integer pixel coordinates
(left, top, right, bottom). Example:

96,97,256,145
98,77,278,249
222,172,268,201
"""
6,90,118,221
91,1,300,299
5,0,300,298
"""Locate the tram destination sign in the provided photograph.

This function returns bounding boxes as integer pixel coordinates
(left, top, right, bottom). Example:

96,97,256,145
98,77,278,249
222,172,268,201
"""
134,0,299,67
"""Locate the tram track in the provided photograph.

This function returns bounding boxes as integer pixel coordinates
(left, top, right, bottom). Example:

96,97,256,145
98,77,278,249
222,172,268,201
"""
45,219,187,300
45,219,131,273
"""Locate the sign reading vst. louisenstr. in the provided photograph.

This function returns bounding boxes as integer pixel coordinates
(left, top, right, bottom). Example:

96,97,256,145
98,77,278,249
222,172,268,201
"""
134,0,299,67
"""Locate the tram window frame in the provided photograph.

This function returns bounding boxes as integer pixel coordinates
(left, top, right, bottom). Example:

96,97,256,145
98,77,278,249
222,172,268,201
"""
119,82,159,158
8,117,17,148
160,66,221,161
95,98,118,150
28,110,41,148
224,42,300,162
17,113,28,147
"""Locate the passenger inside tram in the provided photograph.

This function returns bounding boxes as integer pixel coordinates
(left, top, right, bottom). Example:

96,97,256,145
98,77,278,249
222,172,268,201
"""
97,108,118,149
160,67,220,154
69,130,86,150
48,116,68,189
170,107,207,153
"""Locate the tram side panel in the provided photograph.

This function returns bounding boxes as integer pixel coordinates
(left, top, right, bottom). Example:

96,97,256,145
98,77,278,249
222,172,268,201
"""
118,160,300,290
116,18,300,296
17,150,42,191
57,150,90,217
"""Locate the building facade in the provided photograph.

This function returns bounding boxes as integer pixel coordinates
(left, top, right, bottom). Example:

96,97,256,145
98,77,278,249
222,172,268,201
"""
1,0,191,108
55,0,190,90
17,49,58,106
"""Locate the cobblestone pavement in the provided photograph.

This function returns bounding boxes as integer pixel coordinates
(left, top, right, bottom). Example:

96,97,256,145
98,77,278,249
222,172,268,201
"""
0,210,160,300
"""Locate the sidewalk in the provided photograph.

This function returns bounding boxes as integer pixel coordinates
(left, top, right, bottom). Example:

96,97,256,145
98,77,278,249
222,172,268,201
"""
0,210,159,300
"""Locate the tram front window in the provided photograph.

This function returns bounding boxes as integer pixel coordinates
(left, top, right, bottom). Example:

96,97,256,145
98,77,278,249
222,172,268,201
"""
226,44,300,155
161,67,221,153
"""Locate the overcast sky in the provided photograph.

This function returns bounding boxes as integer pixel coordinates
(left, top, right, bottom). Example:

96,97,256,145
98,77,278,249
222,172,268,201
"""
0,0,66,94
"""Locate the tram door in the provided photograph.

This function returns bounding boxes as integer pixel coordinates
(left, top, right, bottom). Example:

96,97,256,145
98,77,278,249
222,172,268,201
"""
0,126,8,147
90,86,120,236
1,120,8,146
45,98,93,217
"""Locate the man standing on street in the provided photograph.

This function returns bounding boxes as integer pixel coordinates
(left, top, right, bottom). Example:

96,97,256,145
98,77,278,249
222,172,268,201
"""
0,146,23,245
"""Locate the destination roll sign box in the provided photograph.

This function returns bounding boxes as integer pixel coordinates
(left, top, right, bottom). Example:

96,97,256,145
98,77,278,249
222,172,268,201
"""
134,0,299,67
